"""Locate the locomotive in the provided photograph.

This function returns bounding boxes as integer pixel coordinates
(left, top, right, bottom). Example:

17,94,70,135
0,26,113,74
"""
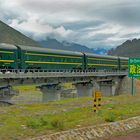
0,43,128,71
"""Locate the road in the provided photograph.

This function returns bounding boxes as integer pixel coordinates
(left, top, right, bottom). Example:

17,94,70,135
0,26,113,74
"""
106,130,140,140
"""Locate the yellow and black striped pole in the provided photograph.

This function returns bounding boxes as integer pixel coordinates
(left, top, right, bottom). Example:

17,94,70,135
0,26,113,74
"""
93,90,102,112
98,97,101,108
93,98,97,112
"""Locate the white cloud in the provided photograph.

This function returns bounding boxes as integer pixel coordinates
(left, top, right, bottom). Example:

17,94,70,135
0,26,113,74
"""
9,15,74,41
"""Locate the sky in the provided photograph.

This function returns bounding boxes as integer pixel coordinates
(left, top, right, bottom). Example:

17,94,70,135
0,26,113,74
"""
0,0,140,49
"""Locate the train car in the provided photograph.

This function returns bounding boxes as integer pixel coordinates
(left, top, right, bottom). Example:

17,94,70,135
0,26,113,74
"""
119,56,128,70
16,45,84,70
84,53,119,70
0,43,129,72
0,43,18,69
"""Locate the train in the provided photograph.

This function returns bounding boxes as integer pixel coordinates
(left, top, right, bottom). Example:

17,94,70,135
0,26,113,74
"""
0,43,128,71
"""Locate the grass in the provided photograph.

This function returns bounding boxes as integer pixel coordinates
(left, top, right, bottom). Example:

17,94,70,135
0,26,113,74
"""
62,82,74,89
0,93,140,140
13,85,39,93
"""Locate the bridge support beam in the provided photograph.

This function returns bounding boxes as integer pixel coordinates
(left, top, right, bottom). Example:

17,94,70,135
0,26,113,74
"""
73,82,94,97
37,83,61,102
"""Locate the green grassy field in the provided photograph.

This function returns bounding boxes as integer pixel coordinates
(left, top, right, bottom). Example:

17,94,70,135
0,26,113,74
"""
0,93,140,140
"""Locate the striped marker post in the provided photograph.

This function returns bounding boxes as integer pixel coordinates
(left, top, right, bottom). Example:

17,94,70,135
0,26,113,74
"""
93,90,102,112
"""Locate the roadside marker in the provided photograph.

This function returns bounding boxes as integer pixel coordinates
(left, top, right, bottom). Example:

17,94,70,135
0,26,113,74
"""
93,90,102,112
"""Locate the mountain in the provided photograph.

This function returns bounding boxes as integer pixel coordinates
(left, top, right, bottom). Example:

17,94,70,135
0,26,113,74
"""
0,20,40,47
108,38,140,57
92,48,107,55
39,38,108,54
39,38,93,53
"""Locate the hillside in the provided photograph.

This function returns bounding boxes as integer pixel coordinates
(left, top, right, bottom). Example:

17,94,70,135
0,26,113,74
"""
108,38,140,57
0,20,40,47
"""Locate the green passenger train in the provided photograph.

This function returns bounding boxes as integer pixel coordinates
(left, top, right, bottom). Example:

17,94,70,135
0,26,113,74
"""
0,43,128,71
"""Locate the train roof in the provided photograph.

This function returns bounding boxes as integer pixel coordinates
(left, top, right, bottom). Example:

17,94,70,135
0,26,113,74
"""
119,56,129,60
85,52,118,59
17,45,83,56
0,43,17,50
85,52,129,60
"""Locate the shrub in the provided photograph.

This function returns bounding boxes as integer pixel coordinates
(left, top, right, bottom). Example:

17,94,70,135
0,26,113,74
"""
27,118,42,129
27,117,48,129
104,112,116,122
40,117,48,125
51,119,64,130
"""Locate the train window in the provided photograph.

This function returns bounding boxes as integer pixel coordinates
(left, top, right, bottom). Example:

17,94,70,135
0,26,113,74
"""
7,55,11,59
50,58,53,62
51,57,54,62
26,55,29,60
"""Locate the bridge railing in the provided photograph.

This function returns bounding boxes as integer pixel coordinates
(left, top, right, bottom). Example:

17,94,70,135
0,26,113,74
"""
0,69,128,73
0,69,128,79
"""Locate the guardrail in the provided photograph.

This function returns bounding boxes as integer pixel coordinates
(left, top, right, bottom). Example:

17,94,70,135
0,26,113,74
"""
0,69,128,79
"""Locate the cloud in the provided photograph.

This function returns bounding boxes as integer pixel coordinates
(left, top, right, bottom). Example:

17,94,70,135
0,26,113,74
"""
0,0,140,49
9,17,74,41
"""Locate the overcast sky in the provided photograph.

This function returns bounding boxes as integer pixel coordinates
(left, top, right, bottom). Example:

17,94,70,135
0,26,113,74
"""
0,0,140,49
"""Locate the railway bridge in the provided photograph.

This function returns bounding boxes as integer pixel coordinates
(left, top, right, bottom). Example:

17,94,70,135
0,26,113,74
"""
0,69,127,102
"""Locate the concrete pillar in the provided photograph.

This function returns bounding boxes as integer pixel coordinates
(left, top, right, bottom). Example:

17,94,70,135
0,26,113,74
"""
92,81,100,93
112,81,118,96
97,77,121,96
112,78,121,96
37,83,61,102
0,85,18,102
99,82,112,96
74,82,94,97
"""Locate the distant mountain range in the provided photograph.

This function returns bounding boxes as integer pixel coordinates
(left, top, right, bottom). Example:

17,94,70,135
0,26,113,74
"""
108,38,140,57
0,20,40,47
39,38,93,53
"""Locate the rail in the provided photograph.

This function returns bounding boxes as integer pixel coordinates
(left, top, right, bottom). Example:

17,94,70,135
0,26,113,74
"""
0,69,128,79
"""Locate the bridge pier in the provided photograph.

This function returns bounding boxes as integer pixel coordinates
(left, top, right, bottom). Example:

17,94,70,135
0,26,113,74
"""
112,78,120,96
97,77,122,96
37,83,61,102
73,82,94,97
0,85,18,102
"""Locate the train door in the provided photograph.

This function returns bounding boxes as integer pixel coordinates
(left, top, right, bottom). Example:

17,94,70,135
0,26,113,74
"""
118,57,120,70
15,46,22,69
82,53,87,70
